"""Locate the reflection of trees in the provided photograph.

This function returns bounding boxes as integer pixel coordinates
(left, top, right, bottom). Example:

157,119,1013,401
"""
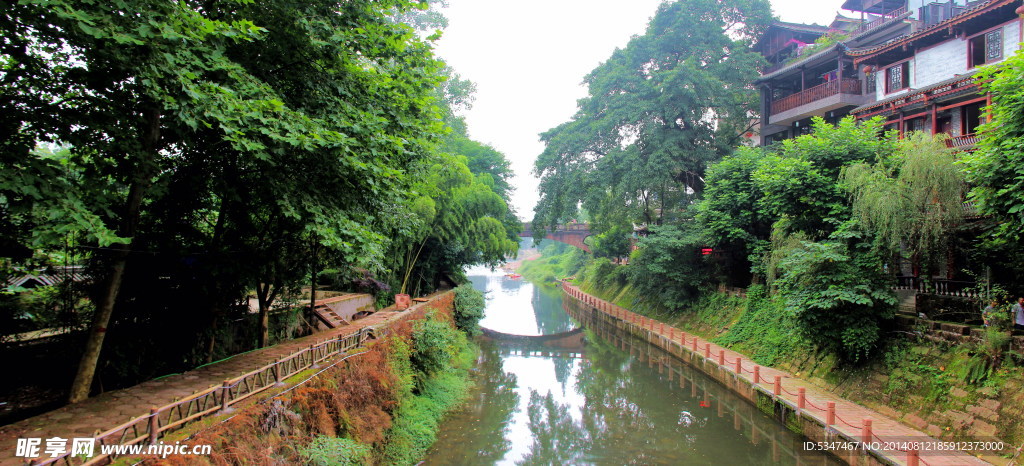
468,342,521,463
516,390,590,466
551,356,574,393
428,341,519,463
531,285,575,334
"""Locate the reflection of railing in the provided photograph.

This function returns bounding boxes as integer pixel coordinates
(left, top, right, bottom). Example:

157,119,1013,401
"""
771,79,862,115
852,6,909,37
566,300,813,464
945,133,979,149
561,283,989,465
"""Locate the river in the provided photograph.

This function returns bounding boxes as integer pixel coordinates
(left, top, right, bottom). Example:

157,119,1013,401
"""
424,266,842,465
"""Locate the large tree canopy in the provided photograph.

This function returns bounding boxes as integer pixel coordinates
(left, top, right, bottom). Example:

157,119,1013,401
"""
1,0,519,402
532,0,773,232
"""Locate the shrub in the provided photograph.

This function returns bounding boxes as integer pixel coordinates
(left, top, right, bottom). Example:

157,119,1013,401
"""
301,436,372,466
453,284,485,336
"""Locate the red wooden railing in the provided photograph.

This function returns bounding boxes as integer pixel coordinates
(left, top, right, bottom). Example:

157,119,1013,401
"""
945,133,979,149
851,6,909,37
771,78,862,115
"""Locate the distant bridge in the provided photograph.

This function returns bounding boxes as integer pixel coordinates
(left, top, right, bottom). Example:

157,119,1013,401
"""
520,222,592,252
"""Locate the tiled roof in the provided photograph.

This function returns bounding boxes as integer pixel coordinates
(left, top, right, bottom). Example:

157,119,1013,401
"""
850,70,982,114
756,44,842,82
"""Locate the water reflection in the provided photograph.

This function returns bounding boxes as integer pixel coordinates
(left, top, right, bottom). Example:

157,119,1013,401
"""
426,267,841,465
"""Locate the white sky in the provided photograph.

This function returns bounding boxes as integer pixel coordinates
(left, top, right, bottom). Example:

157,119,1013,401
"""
433,0,848,220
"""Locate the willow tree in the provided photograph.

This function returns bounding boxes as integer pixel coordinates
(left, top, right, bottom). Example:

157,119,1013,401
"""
532,0,773,234
842,131,966,273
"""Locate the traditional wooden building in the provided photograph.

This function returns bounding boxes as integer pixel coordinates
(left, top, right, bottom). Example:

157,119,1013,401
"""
755,0,1022,147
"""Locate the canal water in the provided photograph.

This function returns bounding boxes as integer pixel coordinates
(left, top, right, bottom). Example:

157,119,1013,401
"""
424,266,842,465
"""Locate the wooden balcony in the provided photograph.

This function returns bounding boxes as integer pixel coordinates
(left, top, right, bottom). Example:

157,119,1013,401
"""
945,133,979,150
851,6,909,37
771,78,863,116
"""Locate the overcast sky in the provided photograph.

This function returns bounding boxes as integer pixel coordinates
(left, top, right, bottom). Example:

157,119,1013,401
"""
433,0,849,220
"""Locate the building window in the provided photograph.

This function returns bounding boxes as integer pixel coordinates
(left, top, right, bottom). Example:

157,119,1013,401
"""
969,28,1003,68
962,102,984,134
905,117,926,134
864,70,876,94
885,62,909,94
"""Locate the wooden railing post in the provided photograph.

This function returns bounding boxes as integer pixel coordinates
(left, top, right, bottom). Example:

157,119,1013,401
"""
220,380,232,413
148,407,159,445
826,402,835,426
862,418,872,444
798,388,806,409
773,375,782,396
734,357,742,373
753,365,760,384
274,358,284,386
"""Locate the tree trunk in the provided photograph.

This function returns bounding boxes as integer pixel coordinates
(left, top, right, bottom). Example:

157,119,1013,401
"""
256,280,280,348
68,107,160,403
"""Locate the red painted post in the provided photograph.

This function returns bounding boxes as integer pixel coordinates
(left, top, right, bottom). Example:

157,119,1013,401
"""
826,402,835,426
734,357,742,373
704,343,711,358
692,337,699,352
907,449,919,466
718,349,725,365
660,322,665,334
773,375,781,396
679,331,686,345
753,365,760,383
669,328,674,340
862,419,872,444
798,388,806,409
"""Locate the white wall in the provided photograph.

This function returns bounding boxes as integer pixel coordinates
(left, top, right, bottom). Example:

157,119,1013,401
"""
914,35,968,88
873,19,1022,100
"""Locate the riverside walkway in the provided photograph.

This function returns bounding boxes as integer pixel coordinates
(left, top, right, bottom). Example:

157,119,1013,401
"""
562,283,991,466
0,293,448,466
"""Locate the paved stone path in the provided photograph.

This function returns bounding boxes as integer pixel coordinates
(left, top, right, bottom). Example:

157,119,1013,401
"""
564,284,993,466
0,296,437,466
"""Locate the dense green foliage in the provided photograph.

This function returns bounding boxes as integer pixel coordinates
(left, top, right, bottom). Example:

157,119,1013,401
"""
842,132,966,269
453,284,485,336
379,315,475,465
532,0,773,234
0,0,516,402
517,241,588,285
967,50,1024,243
301,436,372,466
715,285,801,366
627,223,711,310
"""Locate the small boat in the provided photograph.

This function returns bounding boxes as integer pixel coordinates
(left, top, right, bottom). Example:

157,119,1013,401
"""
505,273,522,279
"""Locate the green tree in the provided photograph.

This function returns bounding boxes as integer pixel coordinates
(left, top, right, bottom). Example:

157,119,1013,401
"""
842,131,966,274
2,0,447,401
532,0,773,234
964,51,1024,243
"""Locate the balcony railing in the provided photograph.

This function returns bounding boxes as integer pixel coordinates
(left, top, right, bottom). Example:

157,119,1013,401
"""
945,133,979,149
895,276,981,298
851,6,909,37
771,78,862,115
